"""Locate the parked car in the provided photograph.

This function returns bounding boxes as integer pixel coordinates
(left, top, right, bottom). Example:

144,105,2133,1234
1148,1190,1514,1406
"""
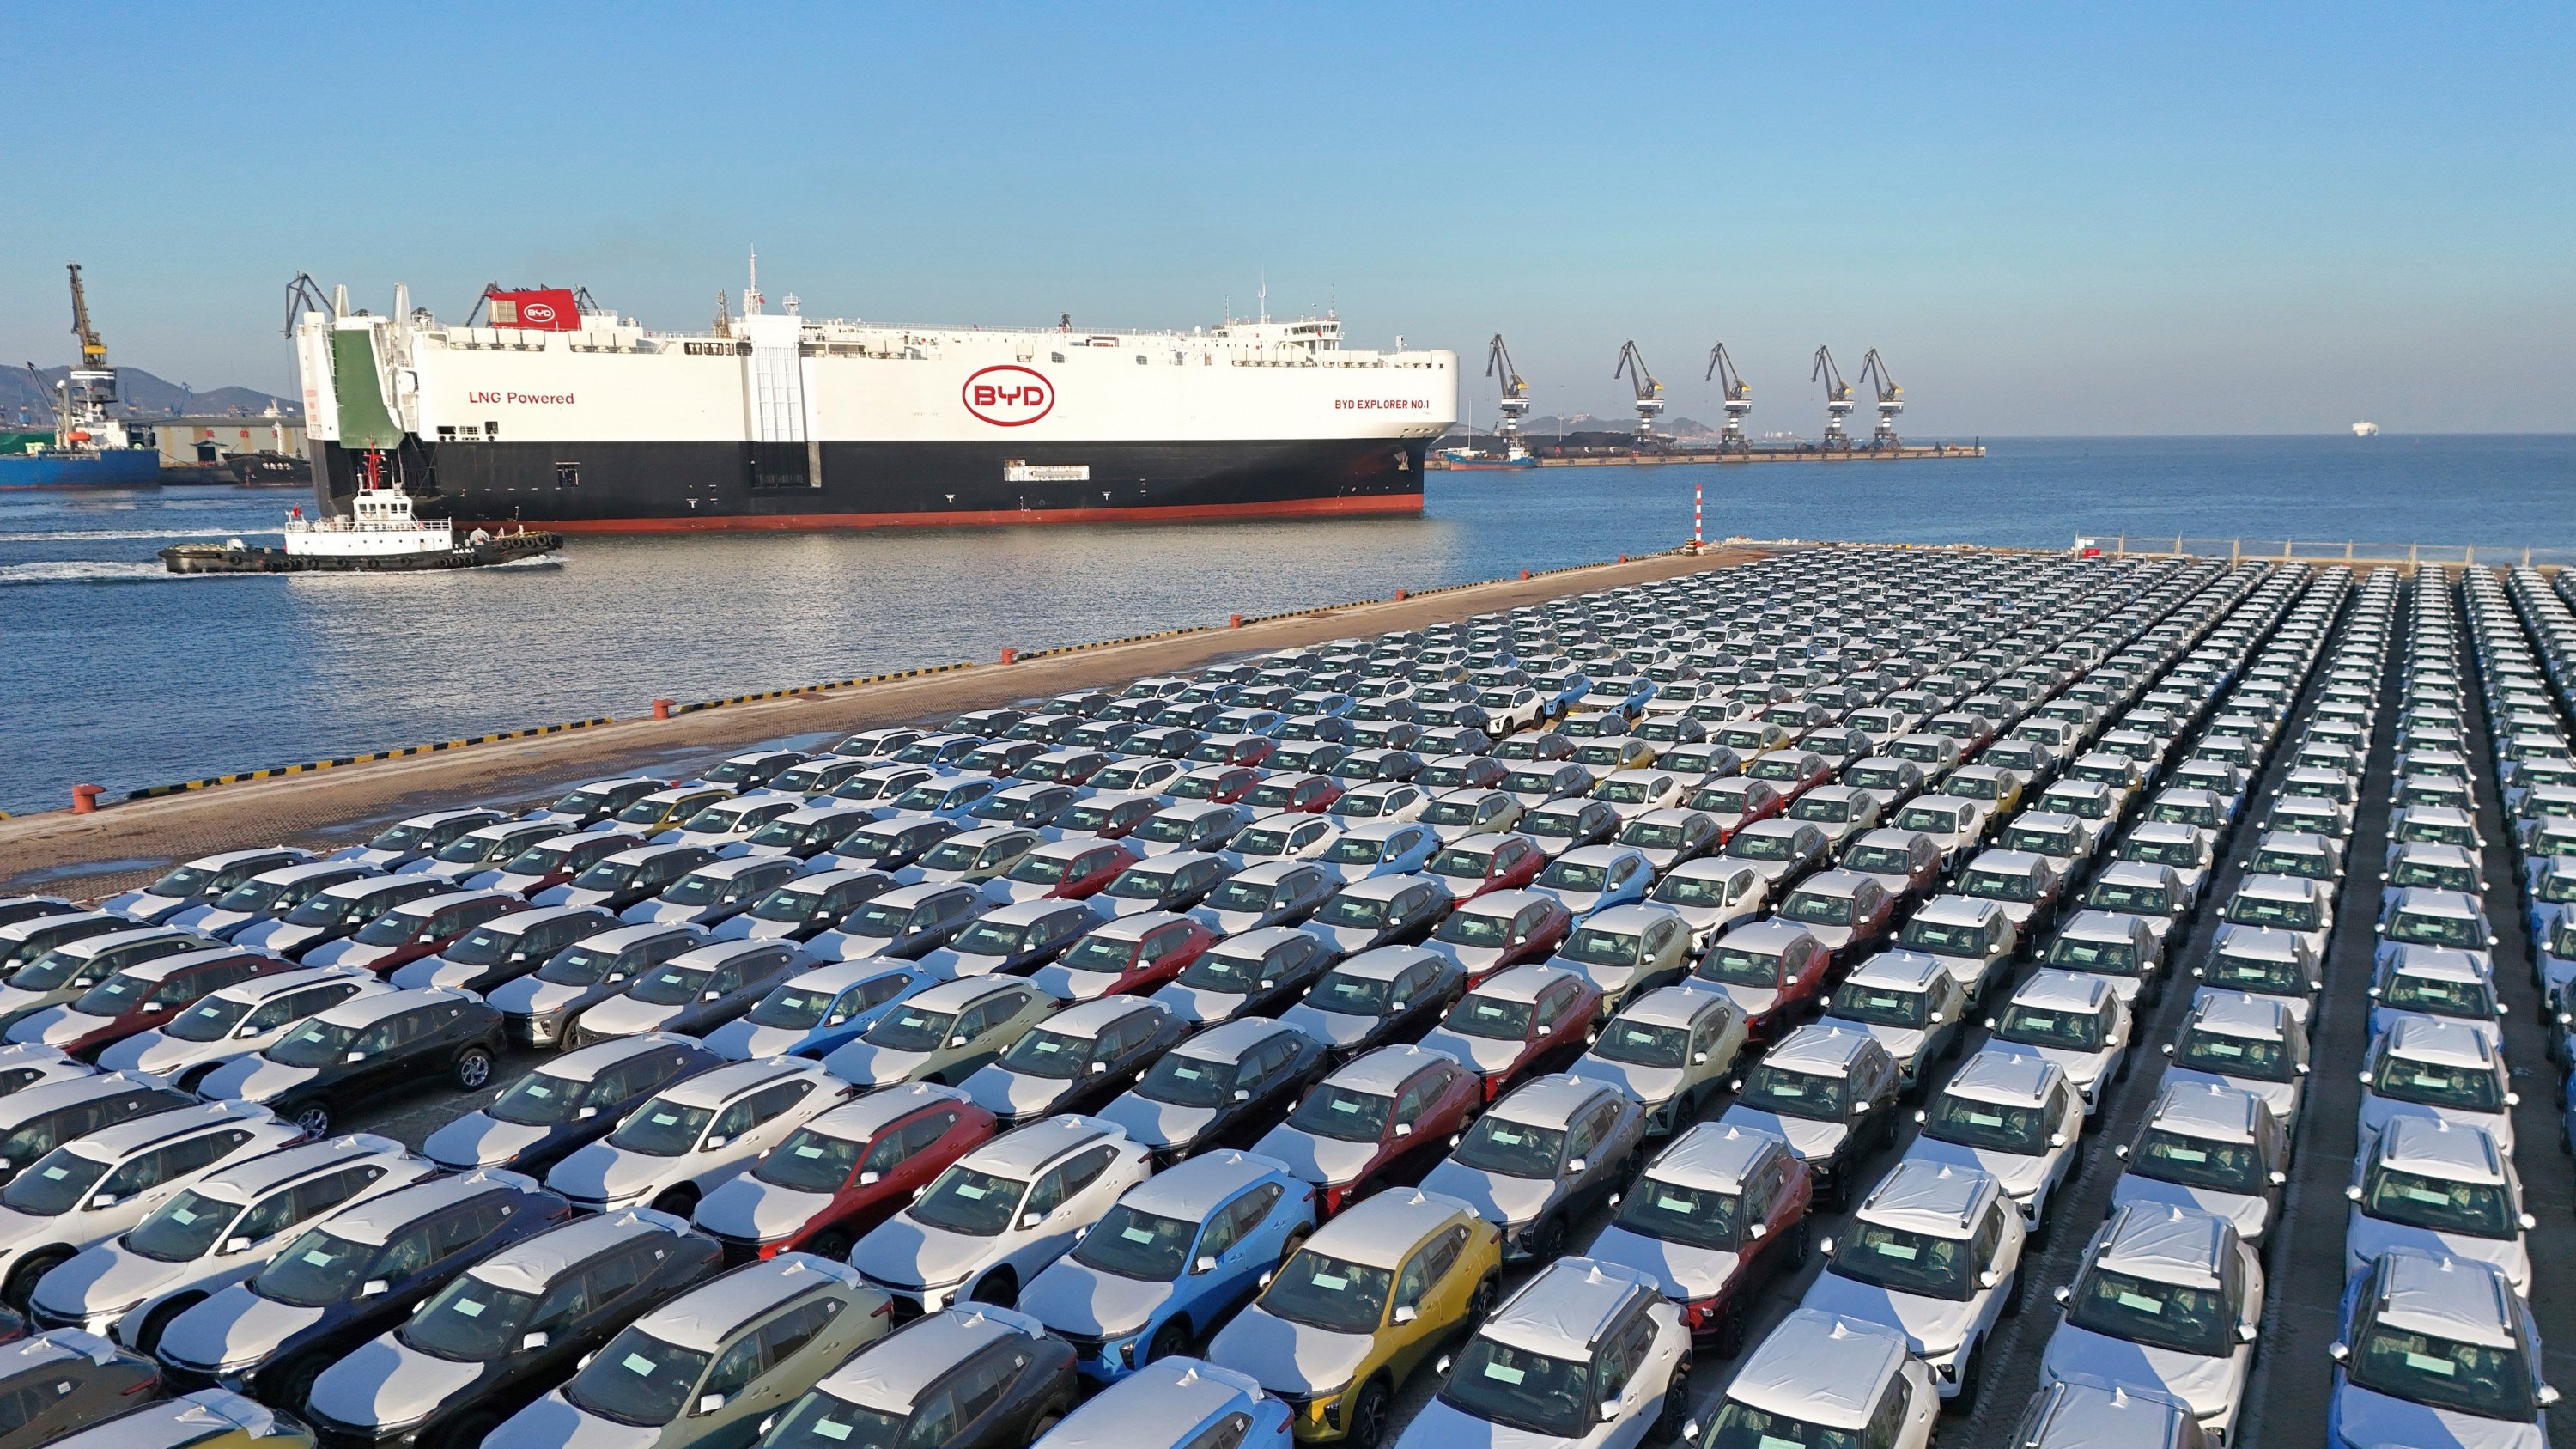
5,949,284,1062
1801,1158,2027,1407
960,996,1188,1128
2107,1081,2290,1247
1279,947,1466,1059
1420,1074,1644,1263
1250,1045,1483,1215
486,922,709,1050
752,1302,1078,1449
387,904,623,995
230,875,456,959
821,976,1059,1090
1694,1307,1937,1449
1149,928,1338,1030
544,1056,854,1217
1901,1050,2086,1234
568,937,807,1045
702,958,945,1061
1981,969,2133,1114
852,1114,1152,1314
2038,1203,2262,1444
198,987,504,1137
422,1033,720,1175
2327,1249,2555,1449
298,889,525,977
2343,1115,2532,1297
1583,1120,1813,1354
1714,1024,1900,1209
690,1082,997,1263
1415,965,1601,1102
103,849,315,927
1395,1256,1688,1449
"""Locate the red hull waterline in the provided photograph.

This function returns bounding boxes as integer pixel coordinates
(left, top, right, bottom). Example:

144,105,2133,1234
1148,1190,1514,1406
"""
481,490,1426,534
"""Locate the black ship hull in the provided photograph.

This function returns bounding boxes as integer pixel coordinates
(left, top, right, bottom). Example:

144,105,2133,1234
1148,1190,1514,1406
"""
312,435,1428,531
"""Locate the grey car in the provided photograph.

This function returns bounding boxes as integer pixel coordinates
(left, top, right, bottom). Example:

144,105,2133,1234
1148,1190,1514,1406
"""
569,938,808,1045
619,855,805,928
2038,1203,2263,1445
487,922,711,1050
1419,1074,1645,1263
94,965,387,1092
960,995,1188,1128
809,882,991,961
1394,1255,1689,1449
1191,861,1339,936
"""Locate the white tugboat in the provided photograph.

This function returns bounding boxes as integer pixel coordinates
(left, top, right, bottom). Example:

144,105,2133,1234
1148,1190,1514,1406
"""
161,482,561,573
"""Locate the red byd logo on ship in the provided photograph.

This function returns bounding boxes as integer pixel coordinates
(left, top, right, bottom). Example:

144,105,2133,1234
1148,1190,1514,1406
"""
963,365,1054,427
520,302,557,324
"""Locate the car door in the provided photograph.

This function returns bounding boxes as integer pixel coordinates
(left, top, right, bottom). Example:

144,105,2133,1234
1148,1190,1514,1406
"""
1194,1182,1286,1304
1385,1224,1471,1381
1595,1312,1664,1449
337,1009,425,1100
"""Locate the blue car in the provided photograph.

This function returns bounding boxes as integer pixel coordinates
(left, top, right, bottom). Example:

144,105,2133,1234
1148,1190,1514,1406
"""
1034,1357,1291,1449
884,776,1004,821
2330,1247,2556,1449
700,956,946,1060
1018,1149,1315,1383
1318,819,1442,885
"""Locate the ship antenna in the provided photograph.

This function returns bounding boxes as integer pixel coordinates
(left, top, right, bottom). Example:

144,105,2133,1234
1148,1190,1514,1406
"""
746,247,762,315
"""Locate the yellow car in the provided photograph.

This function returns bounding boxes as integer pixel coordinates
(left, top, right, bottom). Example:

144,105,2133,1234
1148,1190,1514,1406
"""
56,1391,313,1449
614,785,737,833
1206,1188,1504,1446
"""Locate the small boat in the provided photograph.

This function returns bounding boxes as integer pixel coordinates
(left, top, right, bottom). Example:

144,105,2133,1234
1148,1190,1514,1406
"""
1437,439,1539,470
160,485,562,574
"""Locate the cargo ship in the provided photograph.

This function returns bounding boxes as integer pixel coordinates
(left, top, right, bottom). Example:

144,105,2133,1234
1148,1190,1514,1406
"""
289,270,1457,531
3,265,164,490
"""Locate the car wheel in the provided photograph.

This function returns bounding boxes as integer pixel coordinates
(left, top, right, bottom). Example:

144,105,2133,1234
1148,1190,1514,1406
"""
1783,1219,1812,1270
969,1269,1018,1307
2,1248,70,1312
1653,1360,1694,1440
1530,1217,1567,1264
287,1100,332,1137
2002,1263,2030,1316
1715,1291,1752,1357
1347,1379,1393,1449
1279,1224,1314,1262
452,1046,495,1091
1467,1272,1499,1325
1941,1347,1981,1413
1146,1318,1193,1366
651,1184,699,1219
133,1297,191,1356
270,1354,328,1413
805,1228,854,1263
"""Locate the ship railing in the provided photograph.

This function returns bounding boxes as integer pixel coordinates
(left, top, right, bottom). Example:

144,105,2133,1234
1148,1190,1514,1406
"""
2080,535,2576,571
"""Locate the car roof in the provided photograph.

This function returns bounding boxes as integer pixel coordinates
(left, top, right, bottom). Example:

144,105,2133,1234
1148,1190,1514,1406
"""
1724,1309,1909,1430
2145,1081,2264,1142
1488,1073,1614,1128
468,1206,695,1294
2185,991,2292,1038
1456,888,1553,919
188,1133,414,1204
656,1056,833,1109
822,1304,1046,1413
1040,995,1162,1038
1611,984,1733,1031
536,1032,702,1084
627,1253,863,1353
2379,946,2489,983
2058,910,2148,943
1120,1148,1294,1219
1764,1023,1875,1075
1334,945,1444,981
1856,1159,1997,1237
104,947,257,983
1480,1257,1656,1358
1643,1121,1783,1193
797,1084,973,1144
2367,1247,2519,1349
2008,970,2111,1012
42,1099,273,1165
56,926,208,959
961,1114,1127,1178
1940,1050,2063,1107
1912,895,2001,926
1328,1044,1459,1094
1039,1360,1269,1449
1471,963,1583,1004
319,1168,539,1245
310,985,477,1029
2387,888,2483,917
2379,1014,2497,1068
2014,1376,2203,1448
2093,1202,2233,1288
2373,1115,2508,1184
1715,919,1819,953
1303,1187,1477,1270
1843,951,1947,990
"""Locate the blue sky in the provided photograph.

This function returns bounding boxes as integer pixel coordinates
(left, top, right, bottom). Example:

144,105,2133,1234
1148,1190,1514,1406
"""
4,2,2568,434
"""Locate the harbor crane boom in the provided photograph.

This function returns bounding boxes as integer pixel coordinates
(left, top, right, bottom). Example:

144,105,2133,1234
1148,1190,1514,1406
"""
1704,342,1753,448
1856,349,1903,448
1812,345,1855,448
65,264,106,370
1485,333,1532,437
1613,340,1665,442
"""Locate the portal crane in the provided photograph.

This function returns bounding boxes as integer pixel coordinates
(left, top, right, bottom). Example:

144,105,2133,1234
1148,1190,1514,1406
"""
65,264,106,370
1704,342,1752,449
1812,345,1855,448
1485,334,1532,437
1613,340,1664,441
1856,349,1903,447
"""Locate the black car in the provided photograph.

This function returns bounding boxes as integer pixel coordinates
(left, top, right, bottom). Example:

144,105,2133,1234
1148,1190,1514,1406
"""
388,905,623,995
422,1032,720,1175
1278,947,1468,1061
1098,1017,1329,1165
545,843,719,912
827,818,964,874
958,996,1190,1128
154,1168,576,1406
1094,854,1232,916
763,1306,1077,1449
198,987,507,1138
0,1329,159,1449
1148,927,1337,1028
301,1206,725,1448
537,777,670,829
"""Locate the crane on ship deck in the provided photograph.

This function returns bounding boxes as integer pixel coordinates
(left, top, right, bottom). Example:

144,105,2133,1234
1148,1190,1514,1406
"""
1813,345,1855,449
1613,340,1664,443
66,264,107,372
1485,334,1532,439
1704,342,1752,449
1856,349,1903,448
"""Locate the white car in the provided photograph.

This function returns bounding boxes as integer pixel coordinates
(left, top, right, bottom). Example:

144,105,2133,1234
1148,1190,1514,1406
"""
27,1133,434,1350
2038,1202,2263,1445
1394,1257,1688,1449
2343,1114,2533,1297
850,1114,1150,1314
1980,970,2131,1113
1900,1050,2085,1233
1698,1307,1938,1449
94,966,387,1093
1800,1158,2026,1402
1644,859,1769,950
542,1056,853,1216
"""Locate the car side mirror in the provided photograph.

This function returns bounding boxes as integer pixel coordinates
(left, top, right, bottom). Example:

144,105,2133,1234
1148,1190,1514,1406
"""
361,1278,390,1297
2329,1341,2349,1362
1566,1157,1588,1175
90,1193,119,1209
345,1051,367,1063
2519,1211,2539,1231
1393,1304,1419,1324
2507,1092,2522,1106
1728,1078,1742,1092
1259,1269,1276,1288
1021,1212,1043,1230
1233,1088,1252,1102
950,1035,969,1048
2359,1070,2374,1083
1978,1269,2000,1290
222,1236,252,1254
1393,1122,1413,1138
1194,1256,1218,1275
2346,1184,2364,1202
575,1106,598,1121
2112,1143,2129,1159
2238,1323,2258,1343
698,1394,727,1416
1912,1109,1928,1123
2541,1385,2562,1407
1437,1354,1453,1376
1746,1221,1768,1239
2053,1285,2072,1306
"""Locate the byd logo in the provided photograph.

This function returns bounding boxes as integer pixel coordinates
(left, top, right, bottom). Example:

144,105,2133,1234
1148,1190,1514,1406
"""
963,365,1054,427
520,301,557,324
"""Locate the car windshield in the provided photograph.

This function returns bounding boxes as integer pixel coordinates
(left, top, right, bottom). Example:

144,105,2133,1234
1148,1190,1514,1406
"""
2384,972,2494,1018
1737,1064,1849,1122
629,964,714,1007
564,1328,711,1428
2092,875,2178,913
2126,837,2205,868
1828,982,1930,1029
1136,1050,1242,1107
1613,1174,1740,1248
210,877,294,914
2001,825,2075,857
1830,1221,1973,1299
1287,1084,1393,1142
1594,1018,1690,1067
487,1068,601,1126
1445,993,1534,1041
1924,1092,2049,1153
164,994,254,1043
1996,1002,2103,1050
1778,890,1854,926
1070,1203,1196,1282
352,907,437,947
2360,1161,2514,1236
1728,832,1801,863
1103,867,1183,900
606,1099,715,1157
2174,1028,2294,1081
441,922,526,967
281,892,360,927
754,1127,866,1193
861,1004,957,1052
2066,1266,2232,1355
2131,1129,2263,1192
73,969,169,1018
2372,1051,2501,1111
1261,1249,1393,1333
1438,1336,1593,1439
1522,810,1590,841
2251,846,2327,877
1307,970,1394,1015
1436,908,1516,949
911,1165,1027,1236
999,1027,1100,1081
265,1018,359,1068
1698,944,1783,989
1,1147,112,1216
2387,910,2483,948
125,1188,241,1262
8,947,114,994
1704,1402,1864,1449
1789,796,1852,823
402,1272,541,1361
2391,860,2477,892
254,1225,383,1307
2047,934,2140,976
2348,1316,2537,1421
2226,893,2320,929
1652,874,1729,908
1205,879,1287,916
499,843,573,875
570,858,648,892
750,886,831,923
2206,949,2301,994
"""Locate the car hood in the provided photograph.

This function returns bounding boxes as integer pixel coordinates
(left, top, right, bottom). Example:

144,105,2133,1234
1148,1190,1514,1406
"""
202,1055,318,1105
232,920,326,954
1306,923,1388,955
992,880,1061,905
1249,1128,1378,1188
1801,924,1860,952
488,977,588,1015
2331,1380,2544,1449
1019,1259,1176,1339
1417,1162,1557,1230
622,899,716,925
1100,897,1171,920
2344,1212,2530,1295
388,956,490,992
1150,983,1249,1027
2108,1175,2272,1240
1798,1272,1983,1360
696,1176,834,1244
158,1283,326,1373
1564,1056,1686,1106
308,1335,487,1432
853,1216,997,1292
1026,966,1116,1002
1415,1030,1527,1078
31,1240,186,1318
1420,941,1512,977
1207,1305,1376,1396
1714,1107,1850,1164
578,996,685,1038
0,986,62,1024
2040,1321,2243,1423
489,1394,661,1449
1276,1005,1374,1049
1716,985,1786,1021
2163,1068,2298,1123
1983,1041,2110,1096
720,916,805,942
422,1114,552,1172
822,1041,934,1088
301,938,391,970
1901,1136,2054,1202
104,892,185,922
544,1144,669,1206
702,1020,812,1062
1583,1221,1742,1301
1097,1094,1218,1152
96,1030,220,1078
963,1068,1078,1122
1394,1395,1580,1449
7,1005,102,1048
2357,1097,2514,1156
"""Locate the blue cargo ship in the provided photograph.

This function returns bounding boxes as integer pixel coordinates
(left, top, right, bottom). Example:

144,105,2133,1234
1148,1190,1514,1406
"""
0,445,161,490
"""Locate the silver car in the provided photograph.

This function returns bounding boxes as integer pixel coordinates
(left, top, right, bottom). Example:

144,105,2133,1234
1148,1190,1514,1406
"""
1565,985,1746,1135
1900,1050,2085,1233
544,1056,853,1216
2038,1203,2263,1444
852,1114,1151,1314
1395,1256,1688,1449
1419,1075,1644,1263
1981,969,2131,1113
1800,1158,2026,1403
94,965,386,1092
1697,1307,1937,1449
2109,1081,2288,1245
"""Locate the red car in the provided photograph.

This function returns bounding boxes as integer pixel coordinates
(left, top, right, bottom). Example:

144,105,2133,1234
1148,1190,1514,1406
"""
1426,888,1574,985
308,889,528,976
1036,912,1214,1000
993,840,1139,902
1688,919,1835,1043
1838,829,1947,915
690,1081,998,1263
19,948,289,1060
1168,764,1264,805
1593,1123,1813,1354
1688,778,1787,843
1423,835,1547,903
1416,963,1602,1100
1743,750,1833,804
1252,1042,1485,1215
1187,734,1278,769
1243,773,1344,815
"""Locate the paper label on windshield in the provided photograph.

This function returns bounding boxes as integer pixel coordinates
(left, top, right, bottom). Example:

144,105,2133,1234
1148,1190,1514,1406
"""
2404,1351,2458,1376
957,1184,987,1200
1122,1227,1155,1243
622,1353,659,1375
1313,1273,1348,1290
1484,1364,1527,1385
2166,1147,2208,1163
453,1299,486,1318
1656,1194,1695,1212
815,1422,853,1442
2117,1292,2166,1314
1874,1241,1919,1261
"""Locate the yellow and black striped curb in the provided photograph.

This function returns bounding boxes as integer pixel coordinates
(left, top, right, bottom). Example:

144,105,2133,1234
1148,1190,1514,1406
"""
669,661,982,716
125,718,617,801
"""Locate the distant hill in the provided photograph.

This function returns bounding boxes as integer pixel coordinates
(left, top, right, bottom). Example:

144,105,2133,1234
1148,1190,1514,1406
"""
1441,412,1721,445
0,367,297,428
